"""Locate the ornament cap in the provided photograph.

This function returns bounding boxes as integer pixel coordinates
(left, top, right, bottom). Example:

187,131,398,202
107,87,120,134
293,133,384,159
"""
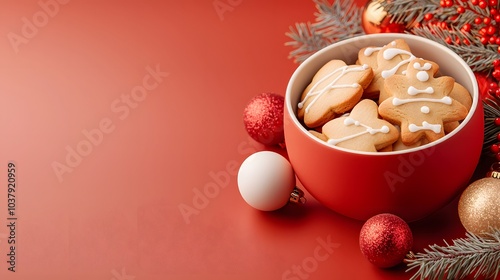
487,162,500,178
487,170,500,178
289,187,306,205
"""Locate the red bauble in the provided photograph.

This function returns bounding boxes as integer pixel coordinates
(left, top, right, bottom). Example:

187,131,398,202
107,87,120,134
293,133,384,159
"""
243,93,285,146
359,213,413,268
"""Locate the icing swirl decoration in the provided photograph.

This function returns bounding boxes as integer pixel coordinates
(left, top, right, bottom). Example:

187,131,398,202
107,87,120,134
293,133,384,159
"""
380,47,416,79
298,64,369,114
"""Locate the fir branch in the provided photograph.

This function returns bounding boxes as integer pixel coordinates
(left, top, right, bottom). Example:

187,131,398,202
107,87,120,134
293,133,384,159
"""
312,0,363,33
409,25,500,72
450,0,492,27
285,0,364,63
379,0,442,24
406,229,500,280
285,22,333,64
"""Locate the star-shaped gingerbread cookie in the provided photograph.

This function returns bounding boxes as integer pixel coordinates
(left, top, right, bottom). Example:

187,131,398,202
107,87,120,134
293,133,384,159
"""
297,60,374,128
378,58,469,145
320,99,399,152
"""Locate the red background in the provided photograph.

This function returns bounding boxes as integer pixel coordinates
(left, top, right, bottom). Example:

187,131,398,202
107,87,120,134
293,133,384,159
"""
0,0,495,279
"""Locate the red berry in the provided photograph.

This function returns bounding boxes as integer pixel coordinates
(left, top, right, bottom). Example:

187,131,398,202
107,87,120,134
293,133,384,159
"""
488,26,497,35
496,153,500,162
491,0,498,5
496,87,500,96
492,8,498,15
446,37,453,44
446,0,453,6
480,27,488,35
424,13,434,21
484,17,492,25
475,17,483,24
462,23,472,32
493,69,500,79
463,38,471,45
472,0,479,4
494,59,500,67
497,133,500,141
457,6,466,13
491,83,499,90
490,36,497,44
481,36,489,44
496,37,500,45
479,0,488,8
491,144,500,153
495,118,500,126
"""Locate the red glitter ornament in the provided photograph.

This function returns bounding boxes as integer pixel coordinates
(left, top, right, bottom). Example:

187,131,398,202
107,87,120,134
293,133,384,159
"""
359,213,413,268
243,93,285,146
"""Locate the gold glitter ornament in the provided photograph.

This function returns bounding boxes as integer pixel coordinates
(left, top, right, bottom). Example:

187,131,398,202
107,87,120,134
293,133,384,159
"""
458,171,500,236
361,0,406,34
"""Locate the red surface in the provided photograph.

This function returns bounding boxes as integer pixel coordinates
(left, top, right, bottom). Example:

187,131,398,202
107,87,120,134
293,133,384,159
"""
0,1,495,280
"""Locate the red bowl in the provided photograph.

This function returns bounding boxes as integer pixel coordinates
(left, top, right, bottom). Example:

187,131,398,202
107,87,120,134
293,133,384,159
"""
284,34,483,222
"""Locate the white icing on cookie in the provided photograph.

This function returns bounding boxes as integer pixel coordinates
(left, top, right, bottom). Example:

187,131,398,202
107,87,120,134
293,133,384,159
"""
408,86,434,95
364,47,382,56
392,96,452,106
327,117,390,146
416,71,429,82
381,48,416,79
409,121,441,133
298,64,369,113
413,61,432,71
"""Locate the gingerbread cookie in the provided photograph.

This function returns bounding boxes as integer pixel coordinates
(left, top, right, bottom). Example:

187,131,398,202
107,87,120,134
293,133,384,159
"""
391,126,428,151
444,82,473,133
358,39,415,102
378,58,469,145
297,60,374,128
321,99,399,152
309,130,328,141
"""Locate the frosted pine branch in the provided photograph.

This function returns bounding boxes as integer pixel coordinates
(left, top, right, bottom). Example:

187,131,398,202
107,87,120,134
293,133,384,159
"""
380,0,442,24
285,0,364,63
409,25,500,72
406,229,500,280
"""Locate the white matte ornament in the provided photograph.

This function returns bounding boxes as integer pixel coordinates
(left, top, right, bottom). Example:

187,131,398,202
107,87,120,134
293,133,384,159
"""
237,151,296,211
